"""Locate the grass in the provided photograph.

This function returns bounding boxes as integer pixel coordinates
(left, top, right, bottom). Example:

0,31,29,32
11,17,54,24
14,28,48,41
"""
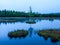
8,30,28,38
38,29,60,42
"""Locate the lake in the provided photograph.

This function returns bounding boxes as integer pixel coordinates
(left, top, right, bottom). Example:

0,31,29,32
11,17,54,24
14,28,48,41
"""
0,17,60,45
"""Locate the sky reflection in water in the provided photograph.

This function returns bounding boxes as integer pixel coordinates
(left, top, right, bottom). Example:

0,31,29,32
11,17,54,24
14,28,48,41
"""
0,19,60,45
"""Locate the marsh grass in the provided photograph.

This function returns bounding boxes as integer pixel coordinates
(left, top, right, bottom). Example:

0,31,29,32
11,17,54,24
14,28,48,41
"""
38,29,60,42
8,30,28,38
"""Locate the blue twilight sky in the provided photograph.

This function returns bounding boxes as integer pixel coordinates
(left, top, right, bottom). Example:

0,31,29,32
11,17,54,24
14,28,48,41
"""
0,0,60,13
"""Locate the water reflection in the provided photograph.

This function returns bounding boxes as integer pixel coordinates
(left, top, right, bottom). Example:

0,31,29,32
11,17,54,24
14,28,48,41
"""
50,38,60,43
49,19,54,21
0,18,55,24
40,36,60,43
28,27,33,37
0,18,60,45
43,36,48,40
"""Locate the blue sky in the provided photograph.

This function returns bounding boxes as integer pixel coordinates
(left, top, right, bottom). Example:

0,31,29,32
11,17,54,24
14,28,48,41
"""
0,0,60,13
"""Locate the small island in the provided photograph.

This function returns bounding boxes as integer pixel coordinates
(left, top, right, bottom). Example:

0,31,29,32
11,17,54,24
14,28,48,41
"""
8,30,28,38
38,29,60,42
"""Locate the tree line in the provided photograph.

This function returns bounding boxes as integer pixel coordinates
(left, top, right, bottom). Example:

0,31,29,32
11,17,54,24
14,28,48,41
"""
0,10,60,17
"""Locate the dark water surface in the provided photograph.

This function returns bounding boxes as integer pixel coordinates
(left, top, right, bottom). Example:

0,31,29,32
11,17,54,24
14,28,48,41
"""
0,18,60,45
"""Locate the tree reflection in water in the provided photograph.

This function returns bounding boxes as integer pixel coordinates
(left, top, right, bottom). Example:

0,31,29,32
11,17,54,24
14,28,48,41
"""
28,27,33,37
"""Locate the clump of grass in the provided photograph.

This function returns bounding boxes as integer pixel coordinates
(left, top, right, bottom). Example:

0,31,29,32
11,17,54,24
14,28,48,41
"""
8,30,28,38
38,29,60,42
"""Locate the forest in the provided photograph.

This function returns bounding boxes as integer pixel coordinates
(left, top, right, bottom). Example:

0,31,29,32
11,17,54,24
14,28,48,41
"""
0,10,60,17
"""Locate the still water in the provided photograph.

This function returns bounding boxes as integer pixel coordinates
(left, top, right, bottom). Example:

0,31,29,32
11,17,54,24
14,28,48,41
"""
0,18,60,45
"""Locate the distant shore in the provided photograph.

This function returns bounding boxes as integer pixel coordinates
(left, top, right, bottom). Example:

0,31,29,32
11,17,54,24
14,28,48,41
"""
0,17,60,20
